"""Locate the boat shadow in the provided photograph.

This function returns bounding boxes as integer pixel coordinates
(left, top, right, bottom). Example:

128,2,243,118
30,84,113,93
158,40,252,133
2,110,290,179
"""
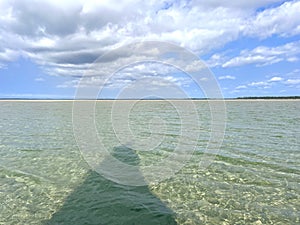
45,145,177,225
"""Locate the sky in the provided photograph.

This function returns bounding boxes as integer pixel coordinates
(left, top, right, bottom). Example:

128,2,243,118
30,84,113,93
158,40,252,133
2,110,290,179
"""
0,0,300,99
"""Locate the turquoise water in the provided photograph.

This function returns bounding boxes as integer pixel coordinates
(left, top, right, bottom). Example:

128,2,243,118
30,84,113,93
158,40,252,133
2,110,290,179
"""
0,100,299,224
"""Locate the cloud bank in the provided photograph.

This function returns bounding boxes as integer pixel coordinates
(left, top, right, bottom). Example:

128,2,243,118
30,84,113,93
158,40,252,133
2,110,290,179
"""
0,0,299,90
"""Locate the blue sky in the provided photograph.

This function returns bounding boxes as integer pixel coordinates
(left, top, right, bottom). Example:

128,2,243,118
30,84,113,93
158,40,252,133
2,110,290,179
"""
0,0,299,99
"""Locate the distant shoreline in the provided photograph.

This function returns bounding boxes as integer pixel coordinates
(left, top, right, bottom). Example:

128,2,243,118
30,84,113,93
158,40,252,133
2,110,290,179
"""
0,96,299,102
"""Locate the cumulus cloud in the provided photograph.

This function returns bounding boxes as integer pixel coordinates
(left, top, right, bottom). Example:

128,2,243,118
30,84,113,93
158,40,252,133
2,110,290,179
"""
190,0,285,9
0,0,299,90
221,41,300,67
0,48,19,62
243,0,300,38
234,72,300,91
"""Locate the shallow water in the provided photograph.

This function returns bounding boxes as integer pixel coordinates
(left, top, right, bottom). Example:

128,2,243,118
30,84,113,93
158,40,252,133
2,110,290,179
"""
0,100,299,224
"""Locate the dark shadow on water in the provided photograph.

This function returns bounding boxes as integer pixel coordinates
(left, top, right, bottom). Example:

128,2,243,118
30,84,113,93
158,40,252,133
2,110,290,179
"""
45,145,177,225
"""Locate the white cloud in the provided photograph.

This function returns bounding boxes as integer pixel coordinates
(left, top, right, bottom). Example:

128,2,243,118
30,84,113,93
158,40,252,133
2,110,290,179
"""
35,77,45,82
190,0,285,9
287,57,299,62
0,63,6,69
248,81,270,87
244,0,300,38
221,41,300,67
284,79,300,85
244,78,280,89
218,75,235,80
56,61,192,90
0,48,19,62
236,71,300,90
0,0,299,90
236,85,247,89
268,76,283,82
286,68,300,78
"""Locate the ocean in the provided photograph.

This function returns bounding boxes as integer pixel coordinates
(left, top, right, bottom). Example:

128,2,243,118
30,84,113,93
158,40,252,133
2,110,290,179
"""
0,100,299,224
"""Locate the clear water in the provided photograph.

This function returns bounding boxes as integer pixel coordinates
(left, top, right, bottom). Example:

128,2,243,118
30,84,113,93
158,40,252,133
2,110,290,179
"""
0,100,299,224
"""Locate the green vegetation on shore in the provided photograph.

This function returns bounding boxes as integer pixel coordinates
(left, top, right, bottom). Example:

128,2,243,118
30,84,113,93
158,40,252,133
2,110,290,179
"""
236,96,300,99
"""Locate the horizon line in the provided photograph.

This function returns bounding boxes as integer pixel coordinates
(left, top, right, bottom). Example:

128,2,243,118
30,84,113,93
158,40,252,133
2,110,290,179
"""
0,96,299,101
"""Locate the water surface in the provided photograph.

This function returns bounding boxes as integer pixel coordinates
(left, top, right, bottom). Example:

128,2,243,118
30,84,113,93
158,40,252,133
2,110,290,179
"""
0,100,299,224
